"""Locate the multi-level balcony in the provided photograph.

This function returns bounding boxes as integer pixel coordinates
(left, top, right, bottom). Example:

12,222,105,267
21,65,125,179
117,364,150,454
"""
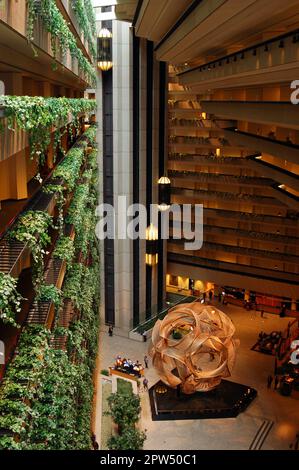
168,239,299,273
169,169,273,189
171,186,287,215
271,184,299,211
201,101,299,130
0,0,95,88
202,208,299,237
246,156,299,193
178,29,299,92
154,0,299,64
223,128,299,165
169,135,246,156
167,251,299,299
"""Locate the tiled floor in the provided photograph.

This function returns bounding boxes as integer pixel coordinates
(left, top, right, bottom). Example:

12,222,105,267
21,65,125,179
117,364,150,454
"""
94,303,299,450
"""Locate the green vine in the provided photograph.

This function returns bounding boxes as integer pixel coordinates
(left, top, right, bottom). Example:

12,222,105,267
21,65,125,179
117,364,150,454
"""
1,96,96,168
0,273,23,327
9,211,53,289
43,184,66,236
71,0,97,60
52,147,85,192
66,183,90,230
35,284,62,309
26,0,96,86
53,236,75,267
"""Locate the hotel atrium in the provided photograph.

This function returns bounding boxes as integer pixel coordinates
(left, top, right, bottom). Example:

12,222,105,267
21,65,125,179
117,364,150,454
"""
0,0,298,452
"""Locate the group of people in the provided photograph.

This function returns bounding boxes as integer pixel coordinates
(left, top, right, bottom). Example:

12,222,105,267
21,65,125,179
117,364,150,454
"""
114,354,149,378
114,356,144,377
257,330,282,355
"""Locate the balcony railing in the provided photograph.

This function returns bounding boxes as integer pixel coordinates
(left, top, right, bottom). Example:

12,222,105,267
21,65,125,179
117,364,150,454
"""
169,170,273,187
167,252,299,286
178,28,299,87
171,186,283,207
201,101,299,130
223,128,299,165
169,238,299,264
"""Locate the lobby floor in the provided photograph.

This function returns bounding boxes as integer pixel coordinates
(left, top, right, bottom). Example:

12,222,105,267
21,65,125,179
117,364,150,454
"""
94,303,299,450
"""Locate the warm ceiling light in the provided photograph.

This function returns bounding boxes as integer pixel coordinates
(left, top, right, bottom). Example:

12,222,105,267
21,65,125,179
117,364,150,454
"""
158,176,171,185
158,203,170,212
278,184,285,189
255,155,263,159
216,148,221,157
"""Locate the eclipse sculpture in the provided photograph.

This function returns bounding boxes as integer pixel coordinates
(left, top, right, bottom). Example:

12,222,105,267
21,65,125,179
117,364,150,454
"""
149,302,239,394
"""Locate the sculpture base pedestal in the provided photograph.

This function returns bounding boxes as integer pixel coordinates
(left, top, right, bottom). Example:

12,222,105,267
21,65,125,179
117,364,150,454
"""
149,379,257,421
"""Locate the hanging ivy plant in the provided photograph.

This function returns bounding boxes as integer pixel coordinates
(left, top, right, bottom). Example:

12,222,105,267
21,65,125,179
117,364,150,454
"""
53,236,75,267
35,284,62,309
71,0,97,60
9,211,53,288
43,184,66,236
0,273,23,327
52,147,85,192
0,96,96,168
26,0,96,86
66,183,90,230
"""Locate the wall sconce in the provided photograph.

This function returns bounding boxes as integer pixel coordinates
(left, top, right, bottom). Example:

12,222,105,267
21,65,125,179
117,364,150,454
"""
216,148,221,157
201,112,207,120
97,28,113,71
158,176,171,211
146,224,158,266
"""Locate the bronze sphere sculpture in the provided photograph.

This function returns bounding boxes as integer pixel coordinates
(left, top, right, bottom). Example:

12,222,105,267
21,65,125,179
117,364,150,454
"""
149,302,239,394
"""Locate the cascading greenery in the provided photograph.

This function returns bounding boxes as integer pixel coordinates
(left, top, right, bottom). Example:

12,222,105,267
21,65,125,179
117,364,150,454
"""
0,249,100,450
43,184,66,236
66,183,90,230
0,273,23,327
52,147,85,192
0,96,96,168
35,284,62,309
0,124,100,450
9,211,53,289
71,0,97,60
26,0,96,86
53,236,75,267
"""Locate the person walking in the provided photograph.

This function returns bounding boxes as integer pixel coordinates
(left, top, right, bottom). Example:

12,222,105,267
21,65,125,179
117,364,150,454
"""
260,310,264,318
274,375,280,390
143,377,149,392
108,325,113,337
203,291,207,303
141,331,147,342
209,290,213,302
144,355,149,368
91,433,99,450
267,374,273,389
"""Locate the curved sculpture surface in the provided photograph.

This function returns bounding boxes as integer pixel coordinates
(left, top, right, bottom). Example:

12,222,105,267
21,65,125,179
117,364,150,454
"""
149,302,239,394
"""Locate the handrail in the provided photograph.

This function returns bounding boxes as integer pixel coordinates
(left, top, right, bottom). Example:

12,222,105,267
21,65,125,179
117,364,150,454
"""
224,127,299,150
